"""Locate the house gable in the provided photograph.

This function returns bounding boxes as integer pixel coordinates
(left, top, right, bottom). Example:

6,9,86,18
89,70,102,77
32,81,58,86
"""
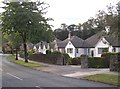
94,37,112,57
65,41,76,58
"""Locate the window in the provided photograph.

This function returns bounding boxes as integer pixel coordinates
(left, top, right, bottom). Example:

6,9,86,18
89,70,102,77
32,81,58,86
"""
76,48,79,53
67,48,73,53
113,48,116,52
98,48,108,54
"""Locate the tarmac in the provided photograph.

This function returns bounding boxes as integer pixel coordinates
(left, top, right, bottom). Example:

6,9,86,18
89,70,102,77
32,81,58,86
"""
17,56,119,78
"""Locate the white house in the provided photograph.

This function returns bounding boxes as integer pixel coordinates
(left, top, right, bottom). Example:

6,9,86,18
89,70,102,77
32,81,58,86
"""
33,41,49,54
51,31,120,58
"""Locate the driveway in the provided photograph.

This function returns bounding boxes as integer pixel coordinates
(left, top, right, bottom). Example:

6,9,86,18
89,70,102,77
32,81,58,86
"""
18,57,118,78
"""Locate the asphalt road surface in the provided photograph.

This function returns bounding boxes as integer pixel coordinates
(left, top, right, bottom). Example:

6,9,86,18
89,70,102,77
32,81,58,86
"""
0,55,118,88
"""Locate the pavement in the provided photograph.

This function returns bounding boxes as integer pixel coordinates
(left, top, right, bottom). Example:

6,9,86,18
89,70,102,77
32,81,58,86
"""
17,56,119,79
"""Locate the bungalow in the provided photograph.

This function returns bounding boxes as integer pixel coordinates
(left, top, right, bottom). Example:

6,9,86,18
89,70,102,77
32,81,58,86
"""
33,41,49,54
50,31,120,58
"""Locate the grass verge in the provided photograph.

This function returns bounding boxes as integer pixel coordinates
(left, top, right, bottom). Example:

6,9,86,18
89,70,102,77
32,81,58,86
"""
8,54,43,67
83,74,119,86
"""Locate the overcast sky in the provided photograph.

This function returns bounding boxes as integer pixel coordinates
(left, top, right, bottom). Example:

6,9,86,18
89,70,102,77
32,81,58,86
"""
44,0,119,30
0,0,119,30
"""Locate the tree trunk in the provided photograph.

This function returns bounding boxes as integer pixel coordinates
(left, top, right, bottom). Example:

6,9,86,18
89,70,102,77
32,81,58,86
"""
10,46,13,54
15,47,18,60
23,42,28,63
22,32,28,63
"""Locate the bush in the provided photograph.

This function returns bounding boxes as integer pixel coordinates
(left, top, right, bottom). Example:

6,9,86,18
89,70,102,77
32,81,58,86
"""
66,57,81,65
88,57,109,68
62,53,70,64
67,57,72,64
71,57,81,65
101,52,120,71
28,49,35,54
51,51,61,57
46,50,52,54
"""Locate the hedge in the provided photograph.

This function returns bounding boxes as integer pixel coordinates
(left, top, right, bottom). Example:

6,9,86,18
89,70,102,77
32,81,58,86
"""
88,57,109,68
101,52,120,72
28,54,57,64
67,57,81,65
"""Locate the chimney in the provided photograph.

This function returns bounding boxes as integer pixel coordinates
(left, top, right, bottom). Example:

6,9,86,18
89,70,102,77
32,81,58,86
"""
68,31,71,40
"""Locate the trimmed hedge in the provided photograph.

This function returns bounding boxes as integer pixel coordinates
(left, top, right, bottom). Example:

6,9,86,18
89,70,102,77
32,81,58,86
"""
67,57,81,65
101,52,120,72
88,57,109,68
29,54,57,64
70,57,81,65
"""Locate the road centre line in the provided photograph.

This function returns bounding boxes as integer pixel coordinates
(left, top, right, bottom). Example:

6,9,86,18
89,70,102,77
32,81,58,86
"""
7,73,23,80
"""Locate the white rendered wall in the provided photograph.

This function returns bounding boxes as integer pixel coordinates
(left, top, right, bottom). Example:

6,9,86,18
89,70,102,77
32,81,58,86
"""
95,37,110,57
65,41,76,58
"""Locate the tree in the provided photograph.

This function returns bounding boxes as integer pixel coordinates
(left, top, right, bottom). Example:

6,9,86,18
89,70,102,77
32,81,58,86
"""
3,32,22,60
1,1,52,62
54,28,69,41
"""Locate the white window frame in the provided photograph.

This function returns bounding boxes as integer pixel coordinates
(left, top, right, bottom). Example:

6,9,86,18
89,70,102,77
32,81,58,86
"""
67,48,73,53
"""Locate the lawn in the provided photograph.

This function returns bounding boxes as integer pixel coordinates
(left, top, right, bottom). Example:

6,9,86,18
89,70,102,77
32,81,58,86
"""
83,74,119,86
8,55,43,67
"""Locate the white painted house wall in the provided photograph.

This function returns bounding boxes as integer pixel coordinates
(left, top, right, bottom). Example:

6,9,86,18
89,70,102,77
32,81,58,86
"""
75,48,85,57
115,47,120,52
65,41,85,58
94,37,110,57
33,46,37,52
88,48,95,57
65,41,76,58
39,45,49,54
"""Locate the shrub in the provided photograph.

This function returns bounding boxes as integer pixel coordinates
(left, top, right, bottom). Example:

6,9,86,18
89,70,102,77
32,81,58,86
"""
101,52,120,71
46,50,52,54
67,57,72,64
51,51,61,57
28,49,35,54
66,57,81,65
88,57,109,68
70,57,81,65
62,53,70,64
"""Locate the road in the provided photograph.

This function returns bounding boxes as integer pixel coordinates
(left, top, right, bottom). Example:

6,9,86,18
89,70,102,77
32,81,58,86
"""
0,55,118,88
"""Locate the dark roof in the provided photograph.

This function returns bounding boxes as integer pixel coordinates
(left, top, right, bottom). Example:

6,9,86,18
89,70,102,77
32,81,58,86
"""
71,36,84,48
57,36,84,48
84,32,103,47
35,41,49,49
50,38,61,48
105,36,120,47
55,38,61,42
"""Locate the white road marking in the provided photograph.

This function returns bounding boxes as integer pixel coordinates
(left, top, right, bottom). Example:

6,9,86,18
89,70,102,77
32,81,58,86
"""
35,86,39,87
0,68,2,72
7,73,23,80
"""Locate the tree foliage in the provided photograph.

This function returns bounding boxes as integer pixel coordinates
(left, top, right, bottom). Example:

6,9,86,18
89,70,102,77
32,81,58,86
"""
1,1,53,62
54,2,120,40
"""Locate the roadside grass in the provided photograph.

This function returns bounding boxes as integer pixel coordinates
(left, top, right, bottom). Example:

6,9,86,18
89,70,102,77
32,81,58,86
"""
83,74,119,86
8,54,43,67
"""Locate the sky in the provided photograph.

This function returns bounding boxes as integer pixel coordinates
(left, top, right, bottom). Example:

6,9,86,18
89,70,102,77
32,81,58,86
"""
0,0,119,30
44,0,119,30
